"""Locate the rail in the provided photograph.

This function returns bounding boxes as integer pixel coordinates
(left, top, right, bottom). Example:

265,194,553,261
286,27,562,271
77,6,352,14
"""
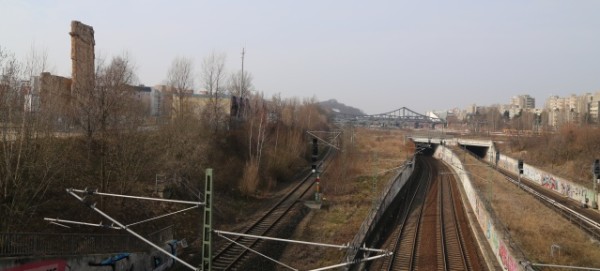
211,147,334,270
503,175,600,239
463,147,600,240
385,157,430,271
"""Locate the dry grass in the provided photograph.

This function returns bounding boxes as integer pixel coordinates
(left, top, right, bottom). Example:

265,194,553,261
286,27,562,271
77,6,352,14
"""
458,147,600,269
239,159,260,195
499,125,600,188
276,128,410,270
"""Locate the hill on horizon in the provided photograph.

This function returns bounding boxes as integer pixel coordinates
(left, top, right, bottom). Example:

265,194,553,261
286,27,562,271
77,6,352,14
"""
319,99,365,116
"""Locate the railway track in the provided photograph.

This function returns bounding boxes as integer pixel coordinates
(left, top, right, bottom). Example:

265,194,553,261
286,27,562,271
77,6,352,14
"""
461,148,600,241
439,165,470,270
378,156,484,271
211,148,333,270
382,157,431,270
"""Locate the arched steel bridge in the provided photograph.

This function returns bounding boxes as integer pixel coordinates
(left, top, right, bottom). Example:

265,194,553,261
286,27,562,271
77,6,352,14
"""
333,107,446,128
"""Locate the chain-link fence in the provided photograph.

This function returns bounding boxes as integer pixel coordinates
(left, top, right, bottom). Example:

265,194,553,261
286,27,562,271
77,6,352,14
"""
0,225,173,257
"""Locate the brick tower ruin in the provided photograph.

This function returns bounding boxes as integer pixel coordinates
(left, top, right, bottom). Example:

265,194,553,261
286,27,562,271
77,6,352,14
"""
70,21,95,96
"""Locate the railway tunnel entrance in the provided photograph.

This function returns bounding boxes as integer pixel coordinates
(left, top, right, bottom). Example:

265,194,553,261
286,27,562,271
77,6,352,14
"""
414,142,438,156
458,144,489,159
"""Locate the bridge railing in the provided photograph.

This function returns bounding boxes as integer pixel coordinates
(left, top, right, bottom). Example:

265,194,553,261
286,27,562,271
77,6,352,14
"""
0,225,173,257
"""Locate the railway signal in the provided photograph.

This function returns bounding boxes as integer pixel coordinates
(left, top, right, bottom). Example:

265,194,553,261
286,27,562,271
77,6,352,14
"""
518,159,524,174
312,138,318,173
518,159,524,188
315,175,322,203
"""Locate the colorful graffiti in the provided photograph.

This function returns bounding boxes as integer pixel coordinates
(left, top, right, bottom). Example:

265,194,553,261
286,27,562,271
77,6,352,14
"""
499,242,519,271
541,175,558,191
89,253,132,271
524,169,542,185
561,182,572,198
2,260,68,271
150,240,178,271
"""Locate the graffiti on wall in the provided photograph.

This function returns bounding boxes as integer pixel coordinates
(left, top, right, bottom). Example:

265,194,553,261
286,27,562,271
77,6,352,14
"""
2,260,68,271
89,253,133,271
560,182,572,198
499,241,519,271
525,168,542,185
541,175,558,191
560,182,588,202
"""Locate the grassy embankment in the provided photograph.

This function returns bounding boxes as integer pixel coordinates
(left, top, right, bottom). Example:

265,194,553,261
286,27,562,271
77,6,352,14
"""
276,128,411,269
459,147,600,269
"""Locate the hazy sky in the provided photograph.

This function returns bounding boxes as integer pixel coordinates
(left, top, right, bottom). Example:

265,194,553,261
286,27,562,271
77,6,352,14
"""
1,0,599,114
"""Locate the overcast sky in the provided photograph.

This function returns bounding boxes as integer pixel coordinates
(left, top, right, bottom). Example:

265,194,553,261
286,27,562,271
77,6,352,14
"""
1,0,599,114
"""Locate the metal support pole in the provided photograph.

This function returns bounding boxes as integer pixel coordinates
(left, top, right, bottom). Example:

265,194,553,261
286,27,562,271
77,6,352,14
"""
488,165,493,203
202,169,213,271
593,175,598,209
315,175,321,203
593,159,599,209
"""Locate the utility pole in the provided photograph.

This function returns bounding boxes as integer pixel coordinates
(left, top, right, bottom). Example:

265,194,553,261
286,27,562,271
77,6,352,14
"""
240,48,245,98
237,48,245,119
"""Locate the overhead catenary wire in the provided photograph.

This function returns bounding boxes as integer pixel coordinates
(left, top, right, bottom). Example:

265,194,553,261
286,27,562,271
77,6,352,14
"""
44,217,121,229
215,230,392,271
69,188,204,206
308,252,393,271
217,232,298,271
126,205,199,227
214,229,390,254
66,189,200,271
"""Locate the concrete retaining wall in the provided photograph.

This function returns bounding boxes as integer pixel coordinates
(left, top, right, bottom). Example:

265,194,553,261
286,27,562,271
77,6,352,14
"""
346,157,415,268
0,241,178,271
434,146,525,271
487,152,595,207
414,135,597,210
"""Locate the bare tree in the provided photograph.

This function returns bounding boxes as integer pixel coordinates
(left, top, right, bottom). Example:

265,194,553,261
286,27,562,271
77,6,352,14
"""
228,70,253,119
0,46,22,202
240,93,268,195
228,70,253,99
95,54,138,134
93,54,138,195
24,44,49,78
0,46,68,231
167,57,194,118
201,52,227,133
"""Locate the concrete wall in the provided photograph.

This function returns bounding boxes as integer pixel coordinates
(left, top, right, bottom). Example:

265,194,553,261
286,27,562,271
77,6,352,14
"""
0,241,178,271
346,157,415,268
413,135,597,210
485,150,596,207
434,146,525,271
